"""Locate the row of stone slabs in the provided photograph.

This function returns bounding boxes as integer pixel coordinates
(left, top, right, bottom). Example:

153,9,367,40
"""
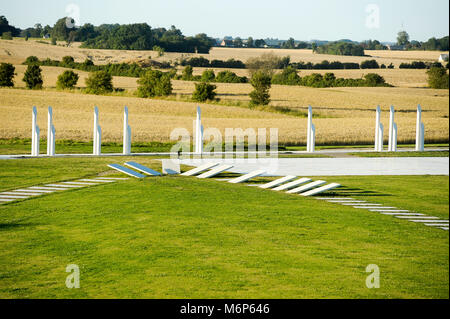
108,161,341,197
0,177,129,204
316,197,449,231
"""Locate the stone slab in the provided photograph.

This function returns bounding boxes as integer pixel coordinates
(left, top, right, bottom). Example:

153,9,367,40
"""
78,179,116,183
287,181,327,194
197,165,234,179
381,212,424,216
107,164,146,178
124,162,162,176
0,195,29,199
301,183,341,197
273,178,312,191
17,189,54,193
1,192,40,196
181,163,219,176
162,159,181,175
29,186,70,191
369,209,410,213
45,184,84,188
228,170,266,184
259,176,297,189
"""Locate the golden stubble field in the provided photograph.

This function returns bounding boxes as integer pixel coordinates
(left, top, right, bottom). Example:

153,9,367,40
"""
0,39,448,145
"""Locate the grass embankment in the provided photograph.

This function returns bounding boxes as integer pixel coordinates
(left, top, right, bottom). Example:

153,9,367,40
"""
0,157,448,298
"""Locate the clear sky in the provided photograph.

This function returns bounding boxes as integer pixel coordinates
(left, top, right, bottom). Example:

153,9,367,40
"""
1,0,449,42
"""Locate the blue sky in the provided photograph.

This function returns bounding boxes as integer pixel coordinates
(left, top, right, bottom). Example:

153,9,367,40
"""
1,0,449,42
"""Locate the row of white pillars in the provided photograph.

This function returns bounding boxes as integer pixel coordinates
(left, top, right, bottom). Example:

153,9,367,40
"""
31,107,40,156
307,105,316,153
374,105,425,152
194,106,204,154
93,106,102,155
31,106,55,156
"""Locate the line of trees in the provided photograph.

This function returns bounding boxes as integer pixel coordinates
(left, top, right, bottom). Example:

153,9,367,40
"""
314,41,365,56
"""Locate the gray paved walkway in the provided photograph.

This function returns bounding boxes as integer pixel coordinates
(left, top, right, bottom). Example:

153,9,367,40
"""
179,157,449,176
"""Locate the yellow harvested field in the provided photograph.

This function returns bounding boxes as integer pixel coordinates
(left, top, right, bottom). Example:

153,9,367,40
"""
1,39,448,145
1,38,447,67
0,87,448,145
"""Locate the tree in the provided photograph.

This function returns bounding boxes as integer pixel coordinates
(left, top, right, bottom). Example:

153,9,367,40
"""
427,67,449,89
254,39,266,48
85,71,113,94
282,37,296,49
61,56,75,66
137,69,172,97
1,31,12,40
182,65,193,80
56,70,79,89
397,30,410,46
0,63,15,87
23,64,43,89
233,37,243,48
311,43,318,53
364,73,386,86
52,17,74,41
247,37,254,48
360,59,380,69
201,69,215,82
192,82,217,102
249,70,271,106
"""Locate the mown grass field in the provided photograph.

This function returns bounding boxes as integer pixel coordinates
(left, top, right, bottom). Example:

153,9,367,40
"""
0,38,449,146
0,157,448,298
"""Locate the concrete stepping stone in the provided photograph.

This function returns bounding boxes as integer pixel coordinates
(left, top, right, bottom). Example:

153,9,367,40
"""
228,170,266,184
369,209,410,213
440,227,449,230
29,186,70,191
316,197,354,200
410,220,449,223
0,195,29,199
354,206,396,209
124,162,162,176
61,181,98,186
381,212,424,216
395,216,439,219
425,224,450,227
341,203,382,206
17,189,55,193
162,159,181,175
108,164,146,178
181,163,219,176
0,198,15,202
301,183,341,197
259,176,297,189
197,165,234,179
215,178,232,181
45,184,84,188
96,177,129,180
78,179,116,183
273,178,312,191
328,200,367,203
1,192,40,196
287,181,327,194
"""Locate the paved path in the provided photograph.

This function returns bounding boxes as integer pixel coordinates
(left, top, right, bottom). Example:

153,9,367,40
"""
180,157,449,176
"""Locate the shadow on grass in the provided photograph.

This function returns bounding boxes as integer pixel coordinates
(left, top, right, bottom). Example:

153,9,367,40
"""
0,222,36,231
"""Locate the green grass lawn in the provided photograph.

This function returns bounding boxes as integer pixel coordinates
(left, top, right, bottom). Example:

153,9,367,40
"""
0,157,448,298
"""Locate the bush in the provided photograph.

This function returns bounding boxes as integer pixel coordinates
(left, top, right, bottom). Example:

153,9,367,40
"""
22,64,43,89
201,69,215,82
249,71,271,106
85,71,113,94
399,61,427,69
61,56,75,67
215,70,243,83
56,70,79,89
192,82,217,102
364,73,387,86
182,65,193,81
1,32,13,40
51,37,57,45
24,56,40,65
427,67,449,89
0,63,15,87
137,69,172,97
315,42,365,56
360,60,380,69
272,66,301,85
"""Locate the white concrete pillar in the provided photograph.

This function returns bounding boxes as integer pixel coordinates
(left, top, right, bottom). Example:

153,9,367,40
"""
93,106,99,155
311,124,316,153
392,123,398,152
50,125,55,156
47,106,54,156
96,125,102,155
34,126,40,156
195,106,203,154
419,123,425,152
123,106,131,155
377,124,384,151
307,105,313,152
31,106,37,156
388,105,395,152
416,105,423,151
375,106,381,151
